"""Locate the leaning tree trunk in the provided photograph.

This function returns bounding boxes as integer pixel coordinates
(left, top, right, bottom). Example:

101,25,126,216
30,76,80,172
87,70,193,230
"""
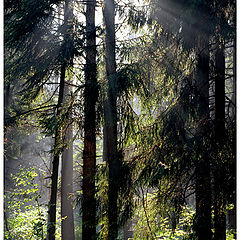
194,33,212,240
103,0,119,239
213,37,226,240
82,0,98,239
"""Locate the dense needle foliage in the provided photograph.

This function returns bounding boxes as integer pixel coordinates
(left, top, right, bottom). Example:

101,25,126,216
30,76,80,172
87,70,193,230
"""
4,0,236,239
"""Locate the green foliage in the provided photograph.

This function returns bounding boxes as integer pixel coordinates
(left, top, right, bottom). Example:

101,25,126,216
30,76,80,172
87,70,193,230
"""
4,0,236,239
4,0,61,47
4,168,56,239
127,5,150,31
226,230,236,240
5,208,46,240
133,192,195,240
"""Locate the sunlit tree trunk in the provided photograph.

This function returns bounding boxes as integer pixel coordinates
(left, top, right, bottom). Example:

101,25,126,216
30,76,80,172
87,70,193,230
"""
47,0,74,239
61,0,75,239
82,0,97,239
103,0,119,239
232,39,236,113
61,126,75,240
194,33,212,240
228,37,236,239
213,37,226,240
61,84,75,240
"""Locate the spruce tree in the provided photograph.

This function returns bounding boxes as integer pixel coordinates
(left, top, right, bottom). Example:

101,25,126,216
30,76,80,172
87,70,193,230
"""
82,0,98,239
103,0,119,238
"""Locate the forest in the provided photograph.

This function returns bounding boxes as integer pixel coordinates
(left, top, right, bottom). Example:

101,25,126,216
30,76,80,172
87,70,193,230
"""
4,0,236,239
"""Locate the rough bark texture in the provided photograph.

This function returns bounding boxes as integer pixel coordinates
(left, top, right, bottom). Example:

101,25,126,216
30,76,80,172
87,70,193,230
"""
47,63,66,240
82,0,97,239
103,0,119,239
232,39,236,113
194,34,212,240
213,39,226,240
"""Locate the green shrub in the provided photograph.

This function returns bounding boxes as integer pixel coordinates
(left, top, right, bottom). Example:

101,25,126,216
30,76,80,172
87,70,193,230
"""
4,167,61,239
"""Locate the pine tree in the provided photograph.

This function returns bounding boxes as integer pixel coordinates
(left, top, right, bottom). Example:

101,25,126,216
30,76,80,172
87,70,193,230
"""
213,36,226,240
194,33,212,240
82,0,98,239
103,0,120,238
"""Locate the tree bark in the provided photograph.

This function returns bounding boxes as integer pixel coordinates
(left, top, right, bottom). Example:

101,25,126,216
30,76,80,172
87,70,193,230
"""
228,37,236,239
213,38,226,240
103,0,119,239
47,63,66,240
61,123,75,240
47,0,74,238
82,0,98,239
232,38,236,117
194,33,212,240
60,0,75,239
4,83,11,118
61,83,75,240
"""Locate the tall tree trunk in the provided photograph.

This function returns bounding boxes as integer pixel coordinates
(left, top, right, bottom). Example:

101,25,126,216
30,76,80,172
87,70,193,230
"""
103,0,119,239
82,0,97,239
228,37,236,239
232,38,236,117
194,33,212,240
47,63,66,240
61,0,75,239
61,83,75,240
47,0,74,238
213,38,226,240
